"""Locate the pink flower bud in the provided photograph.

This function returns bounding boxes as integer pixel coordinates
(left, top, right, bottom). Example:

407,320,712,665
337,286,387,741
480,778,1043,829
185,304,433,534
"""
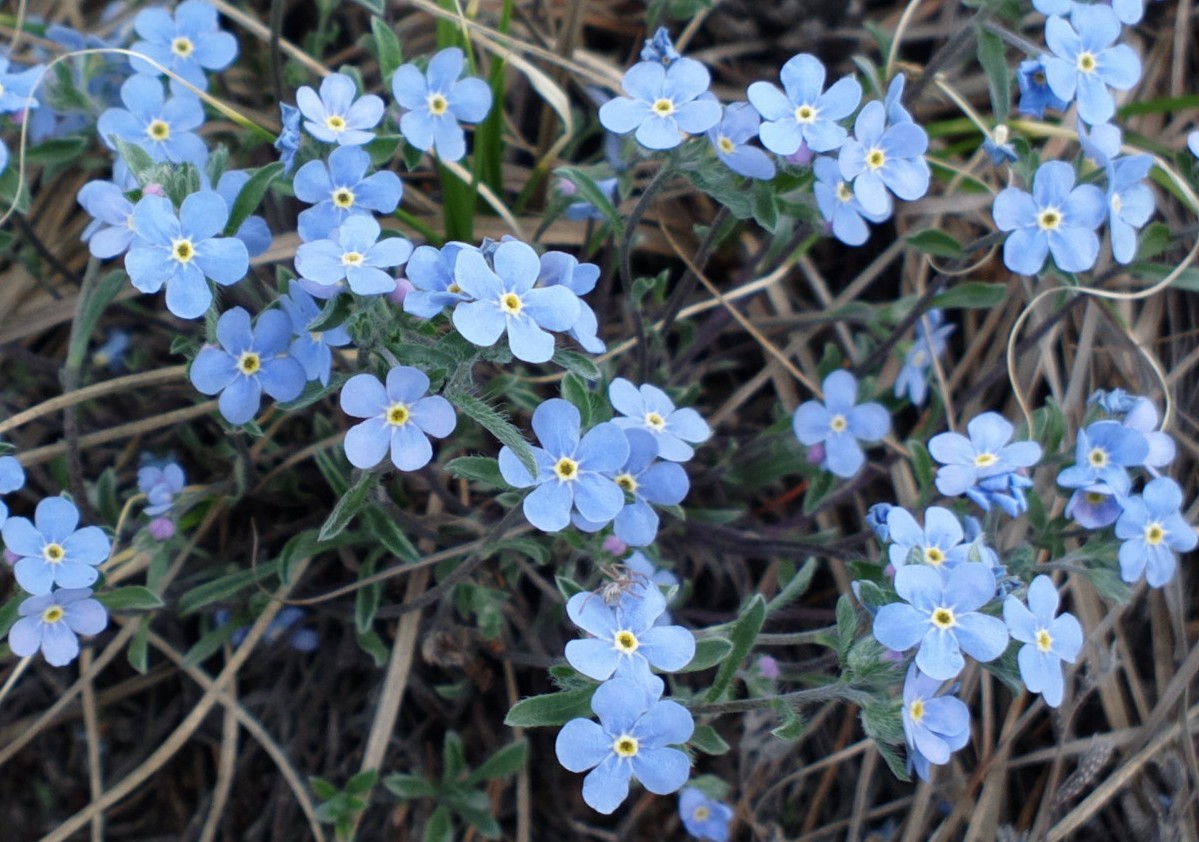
148,517,176,540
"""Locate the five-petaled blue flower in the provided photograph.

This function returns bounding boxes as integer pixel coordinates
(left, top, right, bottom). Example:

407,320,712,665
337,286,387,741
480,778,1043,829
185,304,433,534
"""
8,588,108,667
391,47,493,163
138,462,186,516
78,180,139,259
1042,6,1142,126
873,563,1008,680
792,370,890,478
189,307,306,425
537,251,605,353
451,239,580,363
839,100,930,215
339,366,457,471
599,58,721,151
125,192,249,319
901,664,971,782
886,506,970,571
2,496,112,595
679,787,734,841
813,155,891,247
894,310,954,406
565,585,695,684
748,53,861,156
1114,477,1197,587
556,677,693,814
1056,419,1148,497
498,398,628,532
293,145,403,242
402,242,478,318
295,215,412,298
641,27,681,66
129,0,238,91
993,160,1107,275
929,412,1042,499
706,100,776,180
1016,59,1068,119
278,285,352,386
97,75,208,167
297,72,385,146
1003,575,1083,707
609,378,711,463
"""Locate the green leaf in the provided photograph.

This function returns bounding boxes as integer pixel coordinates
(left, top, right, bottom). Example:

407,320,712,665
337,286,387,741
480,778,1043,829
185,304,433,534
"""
555,167,623,232
362,505,420,563
24,137,89,166
552,349,601,382
0,594,21,639
383,773,438,800
355,553,381,634
908,229,964,259
96,586,164,612
982,641,1024,694
347,769,378,795
771,709,805,741
310,776,339,801
835,594,857,661
555,575,585,602
444,455,505,488
356,628,390,666
1134,222,1171,262
975,25,1011,122
181,618,242,668
351,0,386,15
224,162,283,237
318,471,379,542
931,281,1009,310
679,635,733,672
465,740,528,785
765,558,817,615
504,687,597,727
424,804,455,842
127,615,152,674
908,438,934,491
689,724,730,755
111,136,157,185
442,731,467,782
456,799,502,840
370,15,404,80
178,559,282,615
860,698,905,745
706,594,767,702
876,741,911,782
307,292,356,332
67,269,128,372
450,392,536,478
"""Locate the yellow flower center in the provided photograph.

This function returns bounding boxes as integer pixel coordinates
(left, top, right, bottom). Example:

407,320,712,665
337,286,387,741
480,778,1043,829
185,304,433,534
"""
147,119,170,141
652,98,675,116
931,607,956,629
1144,522,1165,545
693,806,711,821
447,282,462,294
332,188,355,209
614,629,639,653
866,148,886,170
974,452,998,468
500,292,523,315
237,352,261,375
616,473,638,493
43,543,65,563
1087,447,1108,468
171,36,194,58
1076,52,1097,74
427,93,448,116
41,605,65,624
1110,193,1122,214
829,414,848,433
554,456,578,481
1037,208,1062,231
717,135,735,154
909,699,925,723
325,114,347,133
172,238,195,264
341,251,365,267
644,411,666,430
613,735,639,757
386,403,411,426
835,181,854,203
1035,629,1053,652
795,104,818,123
1085,491,1107,505
924,547,945,566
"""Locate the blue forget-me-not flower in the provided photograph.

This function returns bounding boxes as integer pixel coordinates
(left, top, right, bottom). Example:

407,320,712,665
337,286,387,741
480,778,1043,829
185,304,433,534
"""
77,180,138,259
293,145,403,242
8,588,108,667
992,160,1106,275
706,100,776,180
1114,476,1196,587
564,585,695,685
295,215,412,298
813,156,891,246
1016,59,1068,119
901,664,971,781
748,53,861,155
609,378,711,463
599,58,721,151
97,75,208,167
1056,419,1148,497
297,73,384,146
679,787,734,841
641,27,681,66
402,242,478,318
274,102,302,173
1042,6,1141,126
0,453,26,526
129,0,237,91
894,310,954,406
138,462,186,516
537,251,605,354
339,366,456,471
792,370,890,478
886,506,971,571
929,412,1042,502
2,496,112,595
1003,575,1083,707
391,47,493,163
278,286,351,386
839,100,931,215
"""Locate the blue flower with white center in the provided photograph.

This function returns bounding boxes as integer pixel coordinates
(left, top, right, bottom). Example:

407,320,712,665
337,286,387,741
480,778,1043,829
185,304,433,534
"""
641,27,681,66
573,429,689,546
679,787,734,841
293,145,403,242
792,370,890,479
1115,477,1197,587
125,192,249,320
992,160,1106,275
812,155,891,246
1016,59,1068,119
894,310,954,405
929,413,1042,499
599,58,721,151
885,74,914,125
624,550,681,624
296,73,385,146
887,506,971,571
451,239,580,363
498,398,629,532
1042,7,1141,126
278,286,351,386
564,585,695,684
748,53,861,155
8,588,108,667
1057,420,1148,497
1120,398,1175,474
556,677,693,815
77,180,139,259
339,366,456,471
0,57,42,113
97,75,208,167
873,563,1008,680
1105,154,1155,264
537,251,605,354
2,497,112,595
391,47,492,163
402,242,478,318
901,664,971,782
295,215,412,298
609,378,711,463
138,462,185,516
189,307,306,425
128,0,237,91
1065,487,1123,529
213,169,272,257
275,102,302,174
838,100,931,215
1003,575,1083,707
706,100,776,180
0,453,26,526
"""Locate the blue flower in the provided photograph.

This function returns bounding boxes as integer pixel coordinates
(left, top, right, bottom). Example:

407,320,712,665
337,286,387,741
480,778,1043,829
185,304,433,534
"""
1056,420,1148,497
0,57,43,113
813,156,891,246
640,27,681,66
1016,59,1068,119
1042,7,1141,126
894,310,954,405
873,563,1008,680
138,462,185,516
679,787,734,841
748,53,861,155
886,506,970,571
78,180,138,259
97,75,208,167
981,125,1018,166
573,429,690,546
599,59,721,151
967,470,1035,517
125,192,249,319
451,239,580,363
867,502,894,543
278,286,351,386
564,177,619,221
1003,575,1083,707
792,370,890,478
839,100,931,215
609,378,711,462
297,72,384,146
0,454,26,526
623,550,681,623
901,664,971,782
2,496,112,595
338,366,456,471
992,160,1106,274
537,251,604,353
129,0,237,91
556,677,693,814
402,242,478,318
8,588,108,667
1120,397,1175,474
214,170,273,257
295,215,412,297
929,413,1042,498
498,398,628,532
189,307,306,425
391,47,492,162
1088,387,1137,414
1104,154,1155,264
564,585,695,684
1065,487,1123,528
885,74,913,125
706,101,776,180
275,102,302,174
1190,131,1199,159
293,145,403,242
1115,477,1197,587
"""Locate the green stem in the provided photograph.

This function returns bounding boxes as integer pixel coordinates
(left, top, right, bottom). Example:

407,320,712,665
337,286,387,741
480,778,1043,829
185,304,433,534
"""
689,682,861,716
619,161,674,381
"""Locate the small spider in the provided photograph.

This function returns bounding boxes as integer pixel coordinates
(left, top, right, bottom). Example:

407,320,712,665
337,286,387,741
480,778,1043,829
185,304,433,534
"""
584,562,650,609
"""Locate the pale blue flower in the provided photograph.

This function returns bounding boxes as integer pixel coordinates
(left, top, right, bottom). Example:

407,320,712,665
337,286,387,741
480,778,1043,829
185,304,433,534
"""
992,161,1106,274
278,286,351,386
564,585,695,684
839,100,931,215
1065,487,1123,528
640,28,681,66
293,145,403,242
609,379,711,463
297,73,384,146
1120,397,1175,474
748,53,861,155
792,370,890,478
885,74,913,125
8,588,108,667
1105,154,1155,264
275,102,302,173
295,215,412,298
599,58,720,151
129,0,238,91
0,453,26,526
0,57,43,113
339,366,456,471
1003,575,1083,707
391,47,492,162
2,497,111,595
813,156,890,246
77,180,138,259
1017,59,1068,119
886,506,971,571
706,100,775,180
1115,477,1197,586
901,664,970,781
1189,131,1199,159
894,310,954,405
1042,7,1142,126
1056,420,1148,497
138,462,185,516
537,251,604,353
402,242,478,318
565,177,619,221
679,787,734,841
97,75,208,167
929,413,1041,499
